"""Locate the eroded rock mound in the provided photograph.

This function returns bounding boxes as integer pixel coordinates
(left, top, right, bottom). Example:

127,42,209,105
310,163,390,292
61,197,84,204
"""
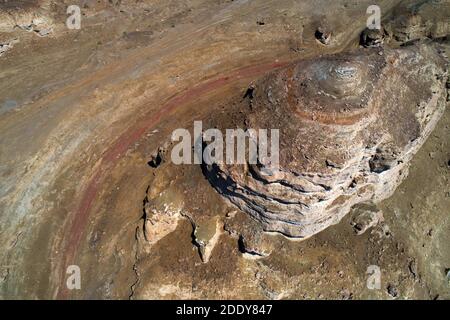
204,44,448,238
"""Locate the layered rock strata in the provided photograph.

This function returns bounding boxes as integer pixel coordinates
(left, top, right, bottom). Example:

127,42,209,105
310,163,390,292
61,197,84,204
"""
204,44,448,238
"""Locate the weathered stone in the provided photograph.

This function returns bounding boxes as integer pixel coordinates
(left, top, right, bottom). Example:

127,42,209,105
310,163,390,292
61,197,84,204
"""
360,27,385,48
204,44,448,239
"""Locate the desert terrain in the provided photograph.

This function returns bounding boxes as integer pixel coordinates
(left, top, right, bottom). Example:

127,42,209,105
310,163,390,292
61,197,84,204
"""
0,0,449,299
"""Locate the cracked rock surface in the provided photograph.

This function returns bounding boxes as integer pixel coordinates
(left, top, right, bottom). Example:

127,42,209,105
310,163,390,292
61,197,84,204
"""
0,0,449,300
204,44,448,238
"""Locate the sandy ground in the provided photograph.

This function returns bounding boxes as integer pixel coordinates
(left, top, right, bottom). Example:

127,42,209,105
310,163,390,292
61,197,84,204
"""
0,0,448,299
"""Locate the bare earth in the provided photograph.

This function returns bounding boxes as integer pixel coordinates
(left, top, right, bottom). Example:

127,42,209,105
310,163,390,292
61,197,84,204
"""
0,0,448,299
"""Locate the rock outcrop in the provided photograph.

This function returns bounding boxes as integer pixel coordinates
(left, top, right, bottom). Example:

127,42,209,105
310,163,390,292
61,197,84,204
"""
204,44,448,238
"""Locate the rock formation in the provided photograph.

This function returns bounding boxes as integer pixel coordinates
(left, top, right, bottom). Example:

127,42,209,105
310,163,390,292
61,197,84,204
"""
204,44,448,238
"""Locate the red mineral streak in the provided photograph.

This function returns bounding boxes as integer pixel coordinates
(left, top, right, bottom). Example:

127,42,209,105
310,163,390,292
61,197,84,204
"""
57,60,289,298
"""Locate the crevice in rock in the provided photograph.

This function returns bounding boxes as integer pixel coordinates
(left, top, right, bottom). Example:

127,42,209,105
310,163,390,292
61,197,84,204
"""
148,148,165,168
129,226,141,300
